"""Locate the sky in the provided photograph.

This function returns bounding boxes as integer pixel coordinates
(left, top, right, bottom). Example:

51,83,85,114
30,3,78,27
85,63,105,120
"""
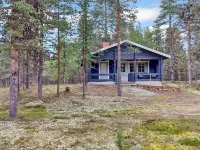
135,0,161,28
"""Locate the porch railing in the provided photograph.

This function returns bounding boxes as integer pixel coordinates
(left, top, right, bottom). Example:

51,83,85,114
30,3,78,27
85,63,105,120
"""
134,73,160,81
88,70,161,82
88,71,115,82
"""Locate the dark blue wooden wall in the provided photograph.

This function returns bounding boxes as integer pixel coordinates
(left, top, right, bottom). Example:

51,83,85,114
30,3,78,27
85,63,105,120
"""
91,63,99,79
150,60,158,73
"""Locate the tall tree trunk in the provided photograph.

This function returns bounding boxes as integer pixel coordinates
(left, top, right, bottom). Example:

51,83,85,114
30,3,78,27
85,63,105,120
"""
188,0,192,85
10,0,19,118
38,51,43,99
63,48,66,84
57,4,61,98
104,0,108,39
82,0,88,99
33,49,38,85
169,15,175,82
22,51,25,90
82,49,86,99
117,0,121,96
57,28,61,97
18,51,20,94
26,48,29,89
85,63,88,89
38,3,44,99
10,49,19,118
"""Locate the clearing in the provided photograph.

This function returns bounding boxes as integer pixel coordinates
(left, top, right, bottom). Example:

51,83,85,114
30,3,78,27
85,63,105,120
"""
0,84,200,150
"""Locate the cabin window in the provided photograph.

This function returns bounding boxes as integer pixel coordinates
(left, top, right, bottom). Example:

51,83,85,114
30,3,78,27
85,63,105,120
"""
138,62,145,72
121,63,126,72
130,63,134,72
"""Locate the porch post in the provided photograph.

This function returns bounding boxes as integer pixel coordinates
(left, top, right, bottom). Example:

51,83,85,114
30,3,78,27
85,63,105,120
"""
114,60,116,82
160,57,163,81
134,51,136,82
158,57,162,81
88,69,91,82
114,48,117,82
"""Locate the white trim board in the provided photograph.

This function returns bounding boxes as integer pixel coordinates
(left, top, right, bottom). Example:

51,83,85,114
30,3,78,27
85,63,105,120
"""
92,40,171,58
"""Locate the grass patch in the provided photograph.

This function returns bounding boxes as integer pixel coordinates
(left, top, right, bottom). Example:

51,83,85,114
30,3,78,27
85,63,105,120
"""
150,95,169,101
97,107,137,118
0,106,10,121
66,126,91,135
143,143,190,150
142,120,189,135
24,126,37,132
0,106,9,112
0,105,50,121
92,125,104,134
14,136,32,146
52,115,70,119
0,111,9,121
70,113,92,118
142,117,200,135
179,138,200,147
18,105,51,121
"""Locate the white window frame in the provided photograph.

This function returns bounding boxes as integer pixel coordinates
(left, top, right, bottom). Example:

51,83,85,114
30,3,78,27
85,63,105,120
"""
136,61,149,73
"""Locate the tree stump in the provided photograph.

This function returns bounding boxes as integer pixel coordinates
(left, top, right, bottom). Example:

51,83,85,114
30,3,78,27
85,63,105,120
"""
65,87,70,93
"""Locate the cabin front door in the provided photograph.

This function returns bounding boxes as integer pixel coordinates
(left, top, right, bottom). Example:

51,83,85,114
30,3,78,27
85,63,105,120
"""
121,62,134,82
121,62,128,82
99,61,109,79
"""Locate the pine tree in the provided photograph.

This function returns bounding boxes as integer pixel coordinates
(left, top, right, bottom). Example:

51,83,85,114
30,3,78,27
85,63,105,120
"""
155,0,178,82
143,27,156,49
0,0,39,117
116,0,137,96
78,0,93,99
116,0,121,96
152,23,164,52
47,0,72,97
128,23,143,44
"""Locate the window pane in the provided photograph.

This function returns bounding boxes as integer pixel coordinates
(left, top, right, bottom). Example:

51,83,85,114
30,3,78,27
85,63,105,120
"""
121,63,126,72
138,62,145,72
130,63,134,72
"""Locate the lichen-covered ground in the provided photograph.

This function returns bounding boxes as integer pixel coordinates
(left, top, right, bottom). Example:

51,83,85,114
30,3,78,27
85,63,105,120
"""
0,84,200,150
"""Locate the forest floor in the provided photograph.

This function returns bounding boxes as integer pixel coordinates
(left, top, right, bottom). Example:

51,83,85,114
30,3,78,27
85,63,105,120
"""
0,83,200,150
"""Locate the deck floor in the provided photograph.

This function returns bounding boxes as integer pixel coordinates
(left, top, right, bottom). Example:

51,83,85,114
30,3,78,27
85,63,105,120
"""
88,81,162,86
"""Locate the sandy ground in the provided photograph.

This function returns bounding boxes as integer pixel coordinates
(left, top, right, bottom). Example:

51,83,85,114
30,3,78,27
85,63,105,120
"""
0,84,200,150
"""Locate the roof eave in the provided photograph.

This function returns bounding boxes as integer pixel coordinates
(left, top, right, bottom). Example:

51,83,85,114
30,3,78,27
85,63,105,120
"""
91,40,171,58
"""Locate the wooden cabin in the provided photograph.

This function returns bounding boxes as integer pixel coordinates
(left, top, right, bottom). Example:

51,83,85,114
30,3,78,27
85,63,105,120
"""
88,40,170,86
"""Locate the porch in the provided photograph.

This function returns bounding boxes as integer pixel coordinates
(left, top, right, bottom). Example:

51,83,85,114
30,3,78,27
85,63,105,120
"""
88,59,163,83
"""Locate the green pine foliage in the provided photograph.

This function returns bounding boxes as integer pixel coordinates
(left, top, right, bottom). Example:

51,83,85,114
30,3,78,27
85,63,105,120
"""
128,23,156,49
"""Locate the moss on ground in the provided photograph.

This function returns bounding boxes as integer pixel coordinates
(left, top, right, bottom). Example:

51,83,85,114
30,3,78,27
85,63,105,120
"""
24,126,37,132
142,120,189,134
95,107,138,118
0,105,51,121
18,105,51,121
52,115,70,120
0,106,10,120
141,117,200,135
179,138,200,147
14,136,33,147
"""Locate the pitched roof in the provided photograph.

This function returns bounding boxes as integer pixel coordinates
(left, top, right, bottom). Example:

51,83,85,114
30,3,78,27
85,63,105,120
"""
92,40,171,58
